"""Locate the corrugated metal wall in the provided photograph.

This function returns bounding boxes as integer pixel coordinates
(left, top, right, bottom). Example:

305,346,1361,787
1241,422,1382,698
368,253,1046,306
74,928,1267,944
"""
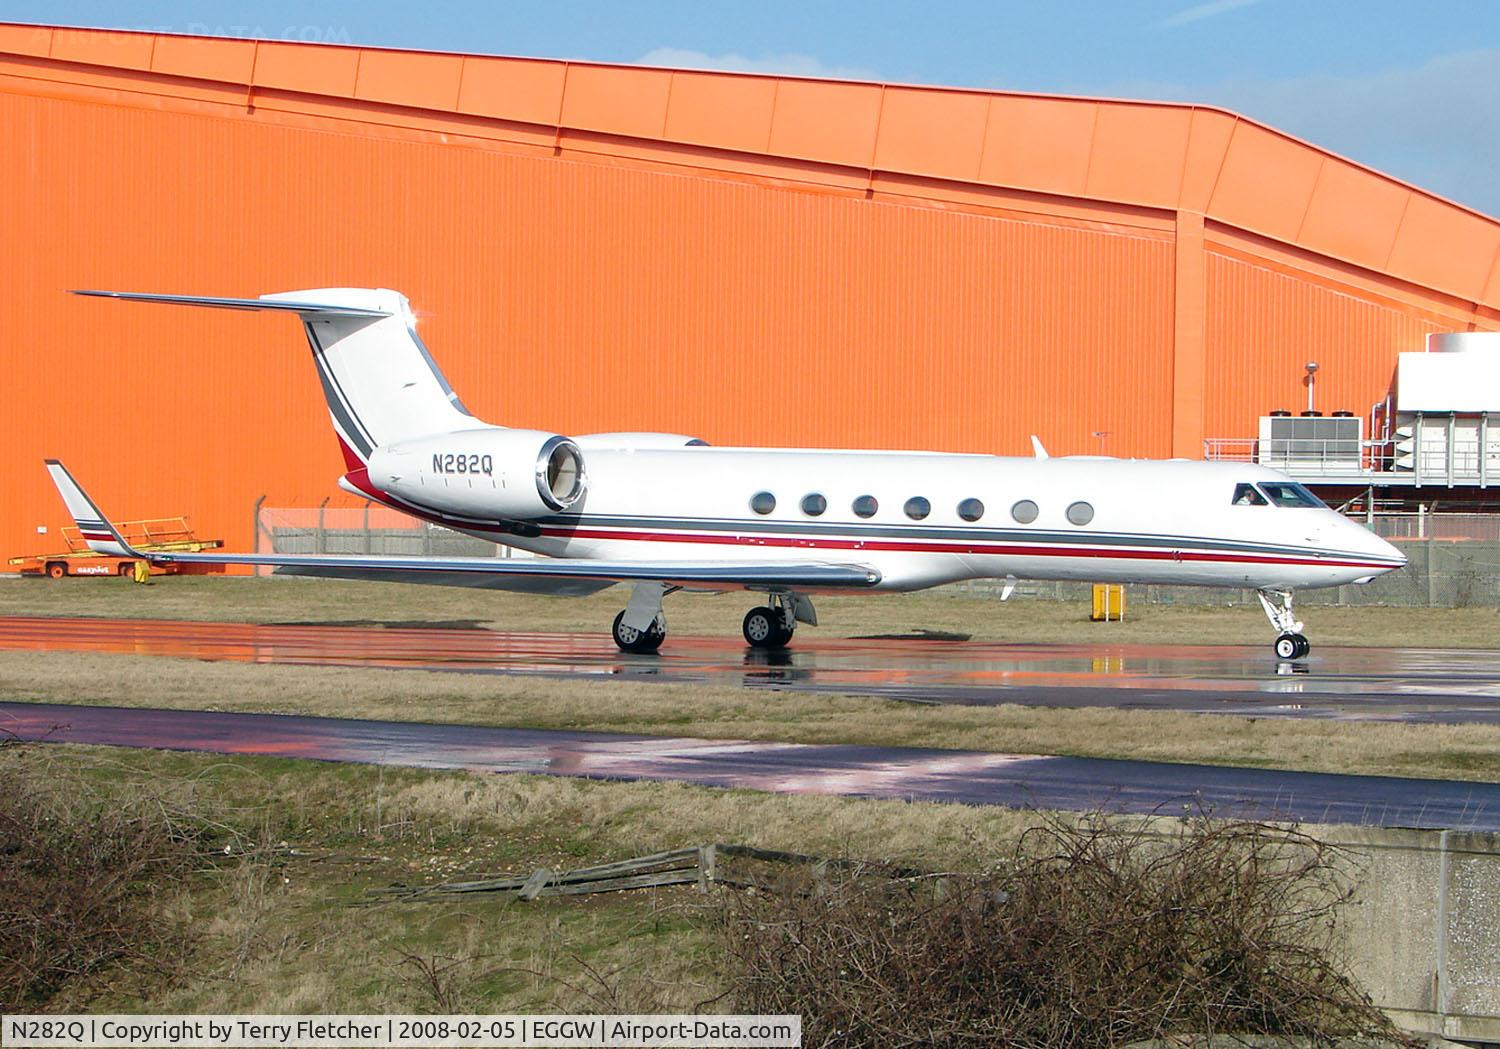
1203,248,1447,437
1,89,1176,559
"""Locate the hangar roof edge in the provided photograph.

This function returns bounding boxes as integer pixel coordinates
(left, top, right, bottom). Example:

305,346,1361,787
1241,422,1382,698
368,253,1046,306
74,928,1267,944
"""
3,20,1497,309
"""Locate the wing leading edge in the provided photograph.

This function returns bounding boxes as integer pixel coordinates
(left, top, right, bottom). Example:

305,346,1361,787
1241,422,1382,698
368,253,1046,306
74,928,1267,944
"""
43,461,882,592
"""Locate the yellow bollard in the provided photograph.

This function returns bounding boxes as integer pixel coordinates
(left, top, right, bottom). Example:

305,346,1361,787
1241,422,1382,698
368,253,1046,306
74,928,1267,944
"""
1090,583,1125,621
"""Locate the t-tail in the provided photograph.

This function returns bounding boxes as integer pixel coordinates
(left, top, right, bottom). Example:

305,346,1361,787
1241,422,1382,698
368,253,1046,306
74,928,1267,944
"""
71,288,477,470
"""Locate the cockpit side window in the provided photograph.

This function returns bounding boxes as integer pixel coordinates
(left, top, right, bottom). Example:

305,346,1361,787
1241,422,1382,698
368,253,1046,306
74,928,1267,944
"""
1258,482,1324,508
1232,483,1268,506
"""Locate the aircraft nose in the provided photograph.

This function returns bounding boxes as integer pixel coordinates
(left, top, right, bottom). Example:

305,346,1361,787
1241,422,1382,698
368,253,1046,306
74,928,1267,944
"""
1342,517,1406,570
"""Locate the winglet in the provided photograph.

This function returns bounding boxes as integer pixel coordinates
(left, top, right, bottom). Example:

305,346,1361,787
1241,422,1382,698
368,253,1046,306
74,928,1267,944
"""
1030,435,1049,460
43,460,140,558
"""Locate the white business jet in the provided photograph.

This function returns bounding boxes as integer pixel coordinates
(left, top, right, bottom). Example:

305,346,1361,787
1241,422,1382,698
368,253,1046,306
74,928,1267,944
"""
50,288,1405,660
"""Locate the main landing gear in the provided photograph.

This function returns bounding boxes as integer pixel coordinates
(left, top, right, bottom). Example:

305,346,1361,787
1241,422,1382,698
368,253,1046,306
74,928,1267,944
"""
612,609,666,653
743,605,793,649
611,581,671,654
743,592,813,650
1257,588,1310,660
609,585,817,654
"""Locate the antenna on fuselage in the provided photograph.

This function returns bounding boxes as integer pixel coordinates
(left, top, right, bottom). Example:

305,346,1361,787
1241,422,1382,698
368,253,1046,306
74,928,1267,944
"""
1030,435,1049,459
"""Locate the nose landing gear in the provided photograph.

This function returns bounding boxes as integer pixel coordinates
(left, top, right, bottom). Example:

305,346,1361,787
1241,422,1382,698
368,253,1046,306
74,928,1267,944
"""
1258,588,1310,660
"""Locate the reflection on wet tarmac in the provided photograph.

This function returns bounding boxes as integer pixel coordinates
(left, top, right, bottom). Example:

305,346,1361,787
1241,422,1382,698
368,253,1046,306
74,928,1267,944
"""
2,700,1497,831
4,616,1500,723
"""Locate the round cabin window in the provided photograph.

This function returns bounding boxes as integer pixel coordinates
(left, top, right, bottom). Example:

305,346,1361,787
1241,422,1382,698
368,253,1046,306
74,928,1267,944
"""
852,495,879,518
1011,499,1039,524
904,496,931,521
1066,501,1095,526
957,498,985,522
750,491,776,515
801,493,828,517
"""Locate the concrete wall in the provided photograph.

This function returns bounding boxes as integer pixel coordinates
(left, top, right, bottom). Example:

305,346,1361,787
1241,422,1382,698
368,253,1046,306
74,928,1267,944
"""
1329,826,1500,1045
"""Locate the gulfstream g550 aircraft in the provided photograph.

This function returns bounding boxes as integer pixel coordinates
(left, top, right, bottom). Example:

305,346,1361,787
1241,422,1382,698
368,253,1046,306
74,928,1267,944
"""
51,288,1406,660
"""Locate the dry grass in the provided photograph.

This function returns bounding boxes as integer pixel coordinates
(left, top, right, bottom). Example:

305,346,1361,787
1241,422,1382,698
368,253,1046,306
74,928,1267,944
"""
4,650,1500,783
3,742,1044,1013
720,814,1402,1048
3,575,1499,648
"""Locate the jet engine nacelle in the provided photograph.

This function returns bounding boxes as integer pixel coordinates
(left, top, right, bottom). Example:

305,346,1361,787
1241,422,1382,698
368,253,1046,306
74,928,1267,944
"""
367,428,586,519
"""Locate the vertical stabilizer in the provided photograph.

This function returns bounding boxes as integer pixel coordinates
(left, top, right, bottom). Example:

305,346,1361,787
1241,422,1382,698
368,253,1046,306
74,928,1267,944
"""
261,289,477,466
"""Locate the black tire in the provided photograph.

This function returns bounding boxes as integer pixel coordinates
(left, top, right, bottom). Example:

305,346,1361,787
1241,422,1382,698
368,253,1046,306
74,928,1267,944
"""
612,610,665,654
771,616,795,648
640,614,666,653
118,562,134,577
1274,633,1300,660
1292,633,1310,659
743,607,779,648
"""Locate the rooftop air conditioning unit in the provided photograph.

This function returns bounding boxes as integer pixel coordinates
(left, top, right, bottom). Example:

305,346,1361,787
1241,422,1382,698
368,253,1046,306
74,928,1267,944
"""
1257,414,1362,474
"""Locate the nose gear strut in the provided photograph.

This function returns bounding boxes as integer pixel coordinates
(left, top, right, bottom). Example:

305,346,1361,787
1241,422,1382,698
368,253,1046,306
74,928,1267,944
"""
1257,588,1310,660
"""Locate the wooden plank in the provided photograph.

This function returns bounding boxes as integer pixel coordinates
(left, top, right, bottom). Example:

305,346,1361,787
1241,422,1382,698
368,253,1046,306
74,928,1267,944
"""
371,842,932,902
518,867,555,901
375,847,702,896
536,871,701,897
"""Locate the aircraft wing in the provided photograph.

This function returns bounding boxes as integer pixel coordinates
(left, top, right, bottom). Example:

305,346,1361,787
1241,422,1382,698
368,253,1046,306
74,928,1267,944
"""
44,461,881,594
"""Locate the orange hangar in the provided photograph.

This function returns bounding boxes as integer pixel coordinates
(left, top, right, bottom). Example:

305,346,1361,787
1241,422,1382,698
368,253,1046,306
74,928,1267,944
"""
2,22,1497,564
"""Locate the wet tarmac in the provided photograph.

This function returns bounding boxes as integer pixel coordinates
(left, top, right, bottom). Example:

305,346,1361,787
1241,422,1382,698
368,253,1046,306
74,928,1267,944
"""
3,700,1498,830
5,615,1500,723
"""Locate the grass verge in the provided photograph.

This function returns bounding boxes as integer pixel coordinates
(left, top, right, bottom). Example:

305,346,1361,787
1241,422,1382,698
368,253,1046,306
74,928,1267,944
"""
4,650,1500,783
2,742,1039,1012
4,576,1499,648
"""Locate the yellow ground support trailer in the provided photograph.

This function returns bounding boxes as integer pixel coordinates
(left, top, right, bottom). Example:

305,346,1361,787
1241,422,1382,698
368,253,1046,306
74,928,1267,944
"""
1091,583,1126,621
9,518,224,581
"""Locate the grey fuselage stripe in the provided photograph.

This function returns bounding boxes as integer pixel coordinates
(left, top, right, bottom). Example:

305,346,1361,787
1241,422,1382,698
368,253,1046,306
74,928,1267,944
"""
533,512,1391,563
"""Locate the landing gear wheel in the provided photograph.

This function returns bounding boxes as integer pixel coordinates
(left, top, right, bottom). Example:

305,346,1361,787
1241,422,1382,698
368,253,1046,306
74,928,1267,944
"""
1291,633,1310,658
612,610,666,654
1275,633,1305,660
771,618,795,647
743,606,791,649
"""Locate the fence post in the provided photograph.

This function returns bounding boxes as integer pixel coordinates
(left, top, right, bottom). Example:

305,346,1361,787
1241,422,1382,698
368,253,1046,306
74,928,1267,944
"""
252,495,266,577
317,497,329,555
1427,537,1438,608
363,500,371,554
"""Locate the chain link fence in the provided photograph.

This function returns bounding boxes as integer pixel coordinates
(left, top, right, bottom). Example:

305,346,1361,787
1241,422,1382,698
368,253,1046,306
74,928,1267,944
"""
254,504,514,564
256,505,1500,608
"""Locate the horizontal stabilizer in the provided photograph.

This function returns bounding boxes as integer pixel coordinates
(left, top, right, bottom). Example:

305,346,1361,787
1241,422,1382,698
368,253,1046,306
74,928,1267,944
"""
71,290,389,318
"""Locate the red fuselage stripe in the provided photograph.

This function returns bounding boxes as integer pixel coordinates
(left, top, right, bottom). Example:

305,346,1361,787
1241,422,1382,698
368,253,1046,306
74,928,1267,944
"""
343,477,1391,573
537,525,1392,570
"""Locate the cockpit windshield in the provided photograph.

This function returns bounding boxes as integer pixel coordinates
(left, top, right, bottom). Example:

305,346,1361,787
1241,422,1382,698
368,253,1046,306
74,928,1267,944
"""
1258,482,1325,508
1231,483,1268,506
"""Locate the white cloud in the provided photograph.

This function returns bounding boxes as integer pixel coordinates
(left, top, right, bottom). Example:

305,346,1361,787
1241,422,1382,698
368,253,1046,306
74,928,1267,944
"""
1108,49,1500,217
634,47,878,82
1159,0,1263,28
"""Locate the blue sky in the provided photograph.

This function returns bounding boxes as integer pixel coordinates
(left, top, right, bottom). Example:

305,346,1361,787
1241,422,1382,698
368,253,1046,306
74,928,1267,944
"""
13,1,1500,215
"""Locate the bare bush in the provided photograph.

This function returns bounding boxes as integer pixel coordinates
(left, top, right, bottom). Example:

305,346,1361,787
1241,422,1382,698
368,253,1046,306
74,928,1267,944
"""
717,813,1406,1049
0,759,201,1009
